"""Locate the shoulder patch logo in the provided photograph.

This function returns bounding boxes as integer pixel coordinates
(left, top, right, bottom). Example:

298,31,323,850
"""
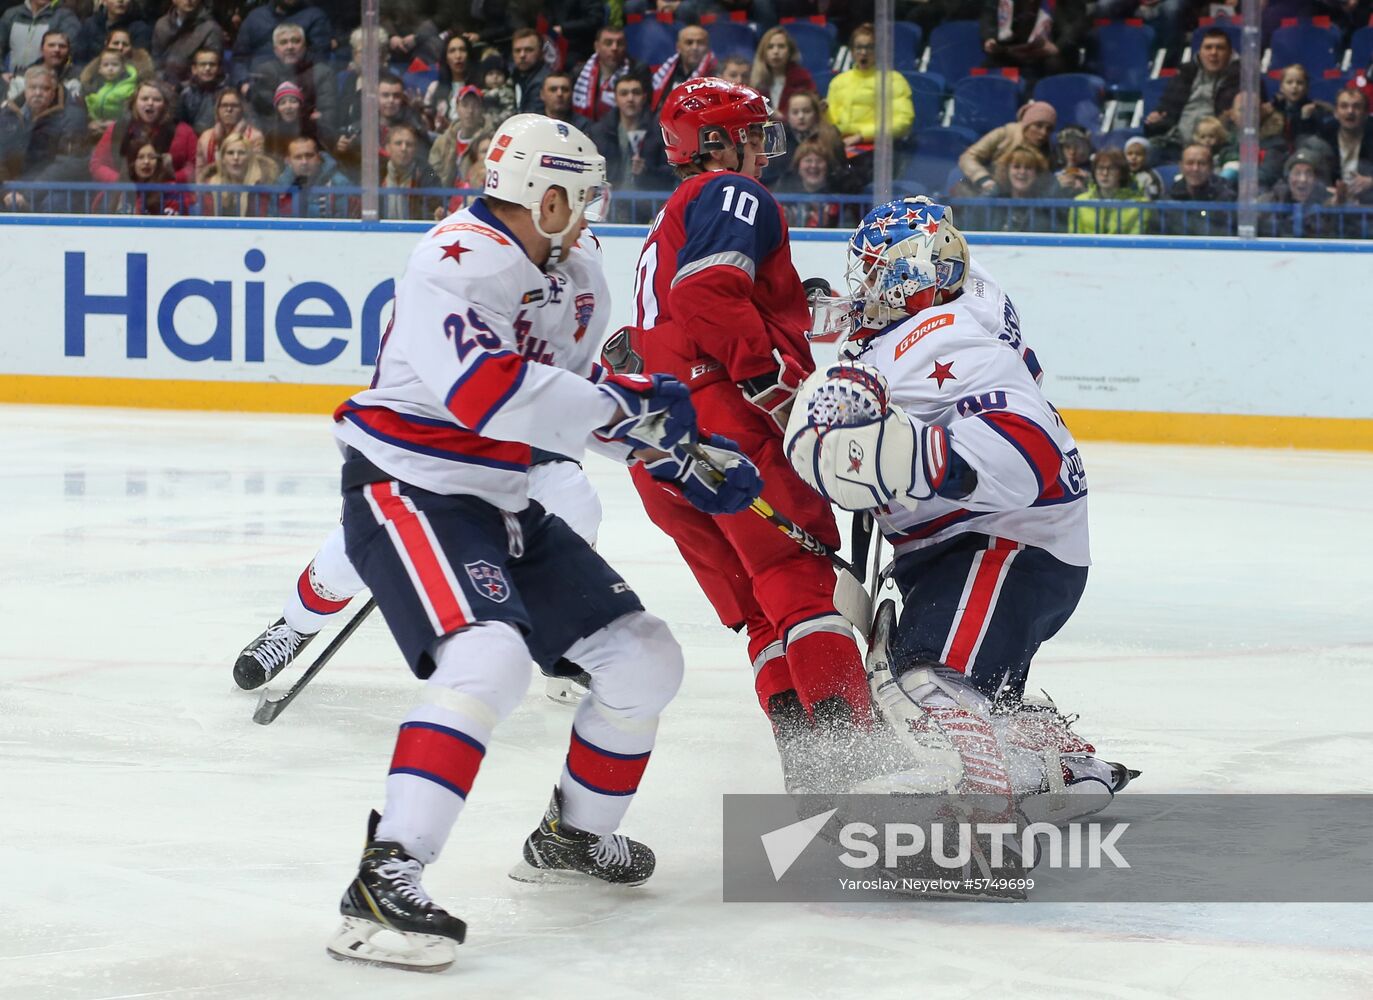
894,312,954,359
465,561,510,603
573,292,595,342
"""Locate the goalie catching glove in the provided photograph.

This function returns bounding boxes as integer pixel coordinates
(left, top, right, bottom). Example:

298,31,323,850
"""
784,362,949,512
646,435,763,516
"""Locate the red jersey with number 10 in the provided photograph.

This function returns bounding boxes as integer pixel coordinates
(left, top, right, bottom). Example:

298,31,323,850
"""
630,170,815,393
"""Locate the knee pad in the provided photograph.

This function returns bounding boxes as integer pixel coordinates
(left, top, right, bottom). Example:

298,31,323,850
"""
427,621,533,724
567,611,684,721
313,524,366,595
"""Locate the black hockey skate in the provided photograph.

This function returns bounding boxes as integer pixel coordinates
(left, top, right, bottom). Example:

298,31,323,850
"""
326,811,467,973
509,787,655,886
767,690,813,792
233,618,317,690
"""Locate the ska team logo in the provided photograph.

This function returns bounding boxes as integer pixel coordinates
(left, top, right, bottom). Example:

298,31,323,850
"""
573,292,595,341
465,560,511,603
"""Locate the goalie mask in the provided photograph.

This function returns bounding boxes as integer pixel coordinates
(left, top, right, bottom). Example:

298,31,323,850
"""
808,198,970,345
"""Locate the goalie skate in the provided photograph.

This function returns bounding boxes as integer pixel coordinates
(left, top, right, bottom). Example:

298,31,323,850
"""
325,811,466,973
509,787,655,886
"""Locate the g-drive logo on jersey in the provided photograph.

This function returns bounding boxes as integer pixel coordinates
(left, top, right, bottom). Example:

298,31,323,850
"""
540,154,591,173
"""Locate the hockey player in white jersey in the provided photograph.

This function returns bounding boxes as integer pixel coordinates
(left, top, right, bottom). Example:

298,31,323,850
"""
318,114,762,972
788,197,1136,817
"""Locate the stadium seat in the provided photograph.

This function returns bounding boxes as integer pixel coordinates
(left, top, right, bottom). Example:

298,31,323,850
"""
812,69,834,97
924,21,984,82
893,22,924,71
1350,25,1373,72
901,125,979,193
1309,68,1356,104
1269,20,1342,74
1154,163,1179,190
1090,20,1155,93
902,71,947,128
705,20,759,61
625,17,677,67
782,20,836,78
951,75,1022,136
1138,74,1173,118
1096,127,1143,149
1034,73,1106,131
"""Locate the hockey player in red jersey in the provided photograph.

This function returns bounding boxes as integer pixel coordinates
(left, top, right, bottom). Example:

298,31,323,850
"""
616,78,874,791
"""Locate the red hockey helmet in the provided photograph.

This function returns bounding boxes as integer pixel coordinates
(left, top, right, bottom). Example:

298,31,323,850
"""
658,77,786,166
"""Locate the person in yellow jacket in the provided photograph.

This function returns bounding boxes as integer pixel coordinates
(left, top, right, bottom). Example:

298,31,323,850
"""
1067,148,1153,234
825,22,914,149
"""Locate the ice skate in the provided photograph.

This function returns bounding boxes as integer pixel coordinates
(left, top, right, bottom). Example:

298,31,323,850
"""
509,787,655,886
544,666,592,706
326,812,466,973
233,618,317,690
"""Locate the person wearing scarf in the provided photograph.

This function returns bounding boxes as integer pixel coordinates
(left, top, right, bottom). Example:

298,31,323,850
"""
572,24,646,123
651,25,716,110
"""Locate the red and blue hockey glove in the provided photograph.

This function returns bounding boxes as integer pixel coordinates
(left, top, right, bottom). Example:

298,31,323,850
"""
596,373,698,452
646,434,762,516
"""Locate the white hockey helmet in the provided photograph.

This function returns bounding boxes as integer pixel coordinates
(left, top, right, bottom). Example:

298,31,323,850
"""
809,197,970,346
484,114,609,252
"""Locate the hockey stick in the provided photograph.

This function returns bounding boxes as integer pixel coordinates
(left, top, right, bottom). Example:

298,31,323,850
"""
252,597,378,725
683,443,872,637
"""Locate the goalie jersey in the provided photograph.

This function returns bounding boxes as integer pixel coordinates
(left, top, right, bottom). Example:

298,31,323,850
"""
333,201,616,506
850,285,1090,568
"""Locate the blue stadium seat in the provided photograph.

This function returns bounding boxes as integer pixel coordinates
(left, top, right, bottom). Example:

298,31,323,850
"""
1351,25,1373,71
1090,20,1155,93
951,75,1022,136
1096,127,1143,149
926,21,984,82
1154,163,1179,190
626,17,677,67
1139,75,1173,117
893,22,924,71
403,67,438,95
902,125,980,193
1033,73,1106,130
1269,21,1342,74
783,20,836,78
706,21,759,61
1308,69,1356,105
902,71,946,128
812,69,834,97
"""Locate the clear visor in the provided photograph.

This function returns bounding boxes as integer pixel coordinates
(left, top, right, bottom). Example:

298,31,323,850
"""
583,183,611,224
753,120,787,159
807,294,861,341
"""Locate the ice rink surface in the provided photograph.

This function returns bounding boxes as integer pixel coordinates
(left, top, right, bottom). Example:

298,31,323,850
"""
3,404,1371,1000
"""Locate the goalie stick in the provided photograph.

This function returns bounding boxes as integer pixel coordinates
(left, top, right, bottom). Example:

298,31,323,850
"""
252,597,377,725
683,443,873,636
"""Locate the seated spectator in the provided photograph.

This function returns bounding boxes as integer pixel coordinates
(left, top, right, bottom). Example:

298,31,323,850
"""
1318,87,1373,205
776,138,849,228
510,28,550,115
980,0,1084,84
0,64,87,207
151,0,225,85
277,133,350,217
261,79,314,160
380,122,443,220
244,21,337,139
90,78,196,182
92,28,156,82
571,25,647,125
83,48,139,133
99,138,192,214
1190,114,1228,163
546,0,606,61
651,25,716,110
424,33,474,135
719,55,751,86
195,86,263,179
479,53,517,125
1259,148,1338,237
1270,64,1335,148
178,47,225,132
234,0,331,78
201,130,277,215
541,71,589,130
1067,147,1150,234
1217,90,1289,188
428,84,487,185
587,73,670,221
783,89,845,165
0,0,81,89
74,0,152,67
750,26,815,113
982,144,1059,232
333,25,387,128
445,130,491,214
381,0,444,70
335,71,426,178
1144,27,1238,161
1165,142,1235,235
1124,135,1162,200
1053,124,1091,194
957,99,1055,195
826,22,914,148
7,30,80,104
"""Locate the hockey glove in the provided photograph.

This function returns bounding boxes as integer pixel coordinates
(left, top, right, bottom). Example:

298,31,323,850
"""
596,373,698,452
646,434,763,516
739,350,809,432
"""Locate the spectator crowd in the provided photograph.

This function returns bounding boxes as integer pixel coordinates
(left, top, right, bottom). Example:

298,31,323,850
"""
0,0,1368,236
